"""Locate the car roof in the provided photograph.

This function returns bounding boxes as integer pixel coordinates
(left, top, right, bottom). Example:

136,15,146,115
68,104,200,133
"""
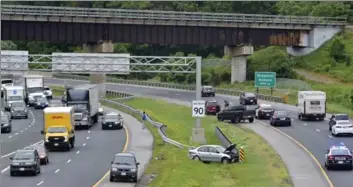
336,120,351,123
16,149,35,154
199,145,223,148
259,104,272,107
202,86,213,88
115,152,135,157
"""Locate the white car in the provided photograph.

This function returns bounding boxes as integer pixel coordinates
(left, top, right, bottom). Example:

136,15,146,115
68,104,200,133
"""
44,86,53,99
331,120,353,137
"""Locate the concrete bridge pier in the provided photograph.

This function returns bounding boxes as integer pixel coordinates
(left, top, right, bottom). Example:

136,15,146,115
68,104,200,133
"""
83,41,114,98
224,46,254,83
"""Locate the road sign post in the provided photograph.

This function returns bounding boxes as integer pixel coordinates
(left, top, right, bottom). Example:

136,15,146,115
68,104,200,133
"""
192,100,206,144
254,72,276,88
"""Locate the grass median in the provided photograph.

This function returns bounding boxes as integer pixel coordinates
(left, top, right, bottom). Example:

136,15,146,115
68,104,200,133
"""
103,97,292,187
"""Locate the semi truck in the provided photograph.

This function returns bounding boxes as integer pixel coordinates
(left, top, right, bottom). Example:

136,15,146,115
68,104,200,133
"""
41,107,75,151
65,84,99,129
298,91,326,121
3,86,25,111
22,75,44,104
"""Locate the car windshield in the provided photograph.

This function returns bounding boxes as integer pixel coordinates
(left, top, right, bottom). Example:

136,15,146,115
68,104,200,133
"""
331,149,350,155
207,102,218,106
37,97,47,102
9,96,22,101
47,127,66,133
274,111,287,116
113,156,135,165
261,106,273,110
105,115,119,120
12,102,25,107
13,151,34,161
245,93,256,97
336,115,349,120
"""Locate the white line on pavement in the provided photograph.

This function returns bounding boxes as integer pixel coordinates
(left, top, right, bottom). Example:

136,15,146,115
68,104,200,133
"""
76,151,80,154
54,169,60,173
328,135,333,138
303,123,307,126
67,159,71,163
37,181,44,186
83,143,86,147
316,129,320,132
1,166,10,173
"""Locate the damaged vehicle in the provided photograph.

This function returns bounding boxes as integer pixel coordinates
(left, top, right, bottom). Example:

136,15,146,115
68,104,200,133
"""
188,144,239,164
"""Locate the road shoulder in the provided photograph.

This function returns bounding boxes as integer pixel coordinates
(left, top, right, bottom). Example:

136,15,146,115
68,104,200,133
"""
97,106,153,187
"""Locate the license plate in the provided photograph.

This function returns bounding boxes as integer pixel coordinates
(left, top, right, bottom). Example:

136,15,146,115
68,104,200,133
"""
54,143,59,146
338,161,343,164
280,118,286,120
121,172,126,176
109,125,112,127
20,168,25,171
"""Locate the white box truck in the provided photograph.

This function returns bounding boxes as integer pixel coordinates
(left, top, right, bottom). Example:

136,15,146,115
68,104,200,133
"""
3,86,25,111
298,91,326,121
22,75,44,104
1,74,14,97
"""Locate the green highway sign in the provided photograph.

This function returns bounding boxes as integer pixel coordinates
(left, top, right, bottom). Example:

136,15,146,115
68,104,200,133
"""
254,72,276,88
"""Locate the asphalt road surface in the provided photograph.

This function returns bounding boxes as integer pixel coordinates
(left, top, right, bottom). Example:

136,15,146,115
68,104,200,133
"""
46,78,353,187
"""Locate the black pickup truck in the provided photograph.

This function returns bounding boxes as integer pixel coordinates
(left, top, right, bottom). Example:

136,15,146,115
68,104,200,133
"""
216,105,256,123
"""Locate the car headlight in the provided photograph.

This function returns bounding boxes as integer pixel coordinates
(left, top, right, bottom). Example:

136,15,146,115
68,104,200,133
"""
12,163,19,166
112,168,117,171
64,137,68,142
115,122,118,124
45,137,49,142
3,124,8,127
130,168,136,172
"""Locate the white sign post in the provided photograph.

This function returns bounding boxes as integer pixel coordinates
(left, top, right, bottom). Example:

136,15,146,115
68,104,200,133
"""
192,100,206,117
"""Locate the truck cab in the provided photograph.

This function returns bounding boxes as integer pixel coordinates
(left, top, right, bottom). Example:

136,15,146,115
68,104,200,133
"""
42,107,75,151
3,86,24,111
298,91,326,121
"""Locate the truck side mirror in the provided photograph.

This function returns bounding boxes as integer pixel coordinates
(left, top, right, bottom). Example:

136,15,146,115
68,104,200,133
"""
40,130,44,134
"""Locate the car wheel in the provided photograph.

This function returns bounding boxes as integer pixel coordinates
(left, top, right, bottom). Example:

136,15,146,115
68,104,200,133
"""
109,175,114,182
221,157,230,164
38,167,41,174
249,118,254,123
25,115,28,119
193,156,201,161
234,116,240,123
288,122,291,126
102,126,105,130
33,170,37,176
10,171,15,176
329,126,331,131
348,165,353,170
133,176,138,182
46,158,49,164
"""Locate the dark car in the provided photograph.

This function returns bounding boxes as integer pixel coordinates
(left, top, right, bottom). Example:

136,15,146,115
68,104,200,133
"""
270,111,291,126
205,101,221,115
110,152,139,182
10,149,41,176
1,113,12,133
216,105,255,123
329,114,349,131
201,86,215,97
239,93,258,105
34,97,49,109
325,144,353,170
255,104,275,119
24,144,49,165
10,101,28,119
49,100,64,107
102,113,124,130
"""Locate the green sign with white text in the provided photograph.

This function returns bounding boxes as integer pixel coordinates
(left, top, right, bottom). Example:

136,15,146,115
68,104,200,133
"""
255,72,276,88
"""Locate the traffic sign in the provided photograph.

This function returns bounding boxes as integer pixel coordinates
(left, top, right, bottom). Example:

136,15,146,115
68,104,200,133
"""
255,72,276,88
192,100,205,117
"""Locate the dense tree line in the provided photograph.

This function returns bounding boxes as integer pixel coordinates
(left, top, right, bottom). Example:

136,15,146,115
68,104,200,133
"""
2,1,352,85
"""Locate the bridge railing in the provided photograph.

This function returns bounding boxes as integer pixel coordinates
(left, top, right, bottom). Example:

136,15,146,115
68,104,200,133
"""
1,5,347,25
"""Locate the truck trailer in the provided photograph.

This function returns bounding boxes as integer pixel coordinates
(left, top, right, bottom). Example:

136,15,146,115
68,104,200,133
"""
22,75,44,104
298,91,326,121
65,84,99,129
42,107,75,151
3,86,25,111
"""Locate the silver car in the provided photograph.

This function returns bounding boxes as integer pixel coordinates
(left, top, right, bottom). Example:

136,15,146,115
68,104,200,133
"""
188,144,238,164
10,101,28,119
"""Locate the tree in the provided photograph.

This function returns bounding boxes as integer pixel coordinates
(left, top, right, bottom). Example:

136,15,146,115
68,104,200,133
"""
330,36,346,63
1,41,17,50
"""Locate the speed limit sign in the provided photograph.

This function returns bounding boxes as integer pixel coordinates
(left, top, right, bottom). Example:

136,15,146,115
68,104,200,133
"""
192,100,205,117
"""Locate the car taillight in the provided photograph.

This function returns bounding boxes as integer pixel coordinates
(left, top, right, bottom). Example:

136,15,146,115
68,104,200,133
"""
328,156,334,160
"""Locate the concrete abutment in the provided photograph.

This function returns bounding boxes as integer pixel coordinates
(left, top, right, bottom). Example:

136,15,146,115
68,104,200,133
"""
83,41,114,98
224,46,254,83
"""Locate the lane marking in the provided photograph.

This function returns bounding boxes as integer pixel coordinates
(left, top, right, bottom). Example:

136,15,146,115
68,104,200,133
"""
316,129,320,132
328,135,332,138
20,130,23,133
54,169,60,173
83,143,86,147
37,181,44,186
1,166,10,173
15,133,19,135
92,122,130,187
76,151,80,154
8,135,12,139
1,140,44,159
86,137,90,140
25,128,28,130
67,159,71,164
88,131,91,134
303,123,307,126
256,120,334,187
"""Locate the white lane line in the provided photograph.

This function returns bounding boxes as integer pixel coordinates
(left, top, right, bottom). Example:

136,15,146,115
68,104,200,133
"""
303,123,307,126
316,129,320,132
8,136,12,139
54,169,60,173
15,133,19,135
66,159,71,164
86,137,90,140
328,135,333,138
88,131,91,134
83,143,86,147
37,181,44,186
1,166,10,173
25,128,28,130
1,140,44,159
76,151,80,154
176,93,181,95
20,130,23,133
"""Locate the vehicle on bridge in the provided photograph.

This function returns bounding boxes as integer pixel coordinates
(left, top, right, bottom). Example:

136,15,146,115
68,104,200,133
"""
205,100,221,115
10,101,28,119
10,149,41,176
41,107,75,151
329,114,349,131
297,91,326,121
22,75,44,105
65,84,99,129
110,152,139,182
330,120,353,137
201,86,215,97
325,144,353,170
1,113,12,133
3,86,24,111
255,104,275,119
216,104,255,123
239,92,257,105
188,144,239,164
102,112,123,130
270,111,291,126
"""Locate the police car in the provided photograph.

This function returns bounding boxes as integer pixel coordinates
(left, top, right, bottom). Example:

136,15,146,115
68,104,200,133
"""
325,144,353,170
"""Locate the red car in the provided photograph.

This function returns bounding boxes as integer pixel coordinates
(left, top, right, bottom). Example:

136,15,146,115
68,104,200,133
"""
205,101,221,115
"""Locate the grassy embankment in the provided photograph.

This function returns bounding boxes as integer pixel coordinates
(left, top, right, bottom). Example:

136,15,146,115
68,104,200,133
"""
103,97,292,187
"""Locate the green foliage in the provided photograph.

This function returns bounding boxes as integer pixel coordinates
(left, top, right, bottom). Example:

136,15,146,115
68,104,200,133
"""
330,36,346,62
1,41,17,50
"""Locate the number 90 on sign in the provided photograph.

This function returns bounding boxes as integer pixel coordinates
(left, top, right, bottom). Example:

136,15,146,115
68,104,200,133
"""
192,100,206,117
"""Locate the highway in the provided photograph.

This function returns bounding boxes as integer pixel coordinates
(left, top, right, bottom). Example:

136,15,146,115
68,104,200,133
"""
1,98,127,187
47,77,353,187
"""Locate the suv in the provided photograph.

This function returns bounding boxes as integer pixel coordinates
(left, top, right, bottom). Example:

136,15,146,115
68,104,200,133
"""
102,112,124,130
216,105,255,123
239,92,257,105
110,152,139,182
1,113,12,133
201,86,215,97
10,101,28,119
329,114,349,131
325,145,353,170
10,149,41,176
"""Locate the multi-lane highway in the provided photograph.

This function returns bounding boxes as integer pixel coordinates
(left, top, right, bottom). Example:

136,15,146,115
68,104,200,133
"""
47,77,352,187
1,99,126,187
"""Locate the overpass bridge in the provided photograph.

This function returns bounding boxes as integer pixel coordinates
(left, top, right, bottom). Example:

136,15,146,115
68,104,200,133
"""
1,5,347,83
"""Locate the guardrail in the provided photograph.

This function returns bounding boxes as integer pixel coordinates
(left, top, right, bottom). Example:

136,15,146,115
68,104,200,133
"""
102,98,187,148
1,5,347,25
53,73,284,103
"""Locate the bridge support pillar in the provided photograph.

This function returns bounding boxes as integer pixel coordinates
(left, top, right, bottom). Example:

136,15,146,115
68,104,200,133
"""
224,46,254,83
83,41,114,98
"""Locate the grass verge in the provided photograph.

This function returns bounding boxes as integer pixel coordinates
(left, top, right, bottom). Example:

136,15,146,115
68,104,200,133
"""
103,97,292,187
